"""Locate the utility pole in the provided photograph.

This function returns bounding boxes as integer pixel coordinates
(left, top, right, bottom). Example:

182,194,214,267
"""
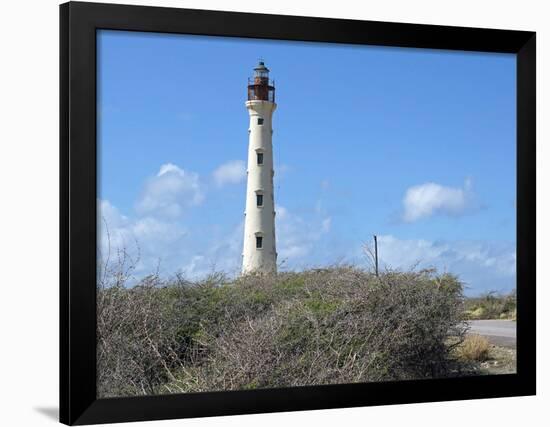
373,234,379,277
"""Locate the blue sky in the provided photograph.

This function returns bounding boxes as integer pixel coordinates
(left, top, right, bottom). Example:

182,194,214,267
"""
97,30,516,295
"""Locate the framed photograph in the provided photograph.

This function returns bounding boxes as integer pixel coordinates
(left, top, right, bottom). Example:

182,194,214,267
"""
60,1,536,425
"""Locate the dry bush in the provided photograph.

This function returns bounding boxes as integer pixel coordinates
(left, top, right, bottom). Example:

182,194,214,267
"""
457,334,491,362
97,273,189,397
96,244,195,397
160,267,469,394
97,246,471,397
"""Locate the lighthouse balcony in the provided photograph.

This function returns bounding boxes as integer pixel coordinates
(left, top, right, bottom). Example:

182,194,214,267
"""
247,78,275,102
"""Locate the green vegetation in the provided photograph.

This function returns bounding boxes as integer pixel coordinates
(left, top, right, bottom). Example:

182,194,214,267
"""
464,291,516,320
97,265,475,398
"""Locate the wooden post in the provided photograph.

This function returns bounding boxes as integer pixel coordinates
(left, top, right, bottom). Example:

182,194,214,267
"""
373,234,379,277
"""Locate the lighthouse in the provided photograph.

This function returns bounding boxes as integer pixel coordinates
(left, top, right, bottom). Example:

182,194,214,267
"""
242,61,277,274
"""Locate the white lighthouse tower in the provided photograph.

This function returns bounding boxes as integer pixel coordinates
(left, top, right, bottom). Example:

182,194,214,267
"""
242,61,277,274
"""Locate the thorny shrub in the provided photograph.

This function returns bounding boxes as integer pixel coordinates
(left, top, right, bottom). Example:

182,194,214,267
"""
98,258,471,397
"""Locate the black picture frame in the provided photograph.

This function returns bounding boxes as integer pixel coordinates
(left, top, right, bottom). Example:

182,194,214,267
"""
60,1,536,425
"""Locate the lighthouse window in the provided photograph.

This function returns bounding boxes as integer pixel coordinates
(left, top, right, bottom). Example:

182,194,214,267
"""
256,194,264,207
257,118,264,125
257,152,264,165
256,236,263,249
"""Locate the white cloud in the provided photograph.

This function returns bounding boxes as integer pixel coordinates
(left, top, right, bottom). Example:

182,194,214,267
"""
98,199,187,272
276,204,331,263
179,221,244,279
135,163,204,218
402,179,474,222
180,255,209,278
131,217,186,245
276,205,288,220
375,234,447,269
98,195,244,282
98,161,251,282
212,160,246,187
98,199,127,229
374,234,516,293
98,193,515,294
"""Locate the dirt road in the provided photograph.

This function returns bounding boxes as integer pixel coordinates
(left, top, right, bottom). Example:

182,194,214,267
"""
468,320,516,348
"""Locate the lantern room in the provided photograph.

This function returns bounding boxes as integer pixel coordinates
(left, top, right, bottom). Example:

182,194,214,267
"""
247,61,275,103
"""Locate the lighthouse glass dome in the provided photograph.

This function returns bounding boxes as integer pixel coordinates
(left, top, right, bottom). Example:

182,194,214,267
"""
254,61,270,79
